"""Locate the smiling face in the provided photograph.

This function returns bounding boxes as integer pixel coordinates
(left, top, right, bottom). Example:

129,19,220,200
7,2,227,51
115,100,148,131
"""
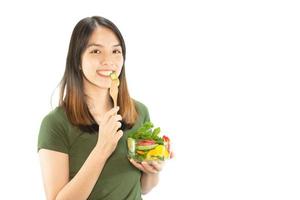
81,26,124,90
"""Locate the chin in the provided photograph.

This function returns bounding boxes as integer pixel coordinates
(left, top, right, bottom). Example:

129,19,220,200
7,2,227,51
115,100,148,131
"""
95,82,111,90
86,79,110,90
95,84,110,90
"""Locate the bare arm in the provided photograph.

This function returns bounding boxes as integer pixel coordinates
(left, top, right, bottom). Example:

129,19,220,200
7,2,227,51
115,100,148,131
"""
39,149,69,200
129,160,165,194
39,107,122,200
140,173,159,194
39,146,108,200
139,152,174,194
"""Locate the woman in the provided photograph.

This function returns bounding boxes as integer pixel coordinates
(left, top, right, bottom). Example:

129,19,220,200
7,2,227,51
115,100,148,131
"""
38,16,165,200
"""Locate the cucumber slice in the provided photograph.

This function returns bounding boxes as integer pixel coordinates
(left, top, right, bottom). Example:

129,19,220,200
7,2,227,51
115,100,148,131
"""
110,72,118,80
127,138,136,153
136,144,158,151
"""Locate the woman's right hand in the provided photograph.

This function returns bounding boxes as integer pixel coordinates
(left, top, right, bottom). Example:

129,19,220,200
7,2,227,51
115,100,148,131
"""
95,106,123,158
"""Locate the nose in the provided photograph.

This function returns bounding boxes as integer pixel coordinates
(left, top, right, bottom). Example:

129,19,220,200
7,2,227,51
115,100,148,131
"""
101,58,113,66
100,53,114,66
100,60,117,71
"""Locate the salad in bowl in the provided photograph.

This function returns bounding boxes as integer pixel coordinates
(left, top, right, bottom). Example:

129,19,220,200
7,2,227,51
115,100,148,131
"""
127,121,171,162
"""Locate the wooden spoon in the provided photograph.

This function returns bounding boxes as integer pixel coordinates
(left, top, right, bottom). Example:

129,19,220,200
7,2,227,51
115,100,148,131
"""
109,72,120,108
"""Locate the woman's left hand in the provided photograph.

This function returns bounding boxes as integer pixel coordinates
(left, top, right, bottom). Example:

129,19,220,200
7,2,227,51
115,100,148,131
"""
129,159,165,174
129,152,174,174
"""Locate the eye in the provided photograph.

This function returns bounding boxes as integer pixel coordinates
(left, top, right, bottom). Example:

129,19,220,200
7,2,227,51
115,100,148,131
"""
90,49,101,54
113,49,122,54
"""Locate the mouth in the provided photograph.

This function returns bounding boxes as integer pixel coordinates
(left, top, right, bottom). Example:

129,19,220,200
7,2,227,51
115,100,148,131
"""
96,70,114,77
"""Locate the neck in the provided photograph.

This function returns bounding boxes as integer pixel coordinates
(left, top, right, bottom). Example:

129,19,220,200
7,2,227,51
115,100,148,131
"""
84,84,113,115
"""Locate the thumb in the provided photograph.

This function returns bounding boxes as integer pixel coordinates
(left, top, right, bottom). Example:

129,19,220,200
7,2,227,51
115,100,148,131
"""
116,130,123,140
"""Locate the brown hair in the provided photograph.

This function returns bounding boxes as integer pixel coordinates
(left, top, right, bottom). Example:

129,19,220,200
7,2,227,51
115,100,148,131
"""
59,16,138,132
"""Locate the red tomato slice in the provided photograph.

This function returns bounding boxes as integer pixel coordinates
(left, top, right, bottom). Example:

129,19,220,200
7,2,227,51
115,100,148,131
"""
137,139,155,146
163,135,170,142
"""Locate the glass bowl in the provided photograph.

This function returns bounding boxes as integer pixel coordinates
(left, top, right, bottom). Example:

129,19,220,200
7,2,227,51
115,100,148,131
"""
127,137,171,162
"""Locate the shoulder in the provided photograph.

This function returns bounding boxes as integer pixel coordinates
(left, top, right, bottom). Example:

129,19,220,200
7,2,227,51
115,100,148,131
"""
133,99,148,113
132,99,150,122
40,106,69,132
38,106,70,153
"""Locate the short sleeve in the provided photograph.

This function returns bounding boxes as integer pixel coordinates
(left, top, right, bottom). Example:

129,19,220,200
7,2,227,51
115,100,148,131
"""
133,100,151,123
37,112,69,154
143,104,151,123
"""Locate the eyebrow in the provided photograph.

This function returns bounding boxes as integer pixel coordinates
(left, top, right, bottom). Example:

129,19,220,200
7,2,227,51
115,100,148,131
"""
86,43,121,48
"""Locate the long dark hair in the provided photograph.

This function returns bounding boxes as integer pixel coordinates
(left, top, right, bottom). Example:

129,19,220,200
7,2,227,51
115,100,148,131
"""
59,16,138,133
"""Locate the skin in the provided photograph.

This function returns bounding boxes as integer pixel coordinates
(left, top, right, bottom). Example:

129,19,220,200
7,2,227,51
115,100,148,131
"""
39,26,166,200
81,26,123,118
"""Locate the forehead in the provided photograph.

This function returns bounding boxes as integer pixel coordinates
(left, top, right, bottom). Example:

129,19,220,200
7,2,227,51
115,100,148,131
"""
88,26,120,46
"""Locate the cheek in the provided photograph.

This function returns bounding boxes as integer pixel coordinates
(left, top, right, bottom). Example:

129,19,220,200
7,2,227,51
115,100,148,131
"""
82,55,98,71
82,60,94,76
117,61,124,76
115,55,124,72
81,54,89,69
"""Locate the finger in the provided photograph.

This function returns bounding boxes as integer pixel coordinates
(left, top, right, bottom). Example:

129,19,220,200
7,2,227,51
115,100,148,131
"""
129,159,145,171
150,161,165,171
112,121,122,133
103,107,119,123
115,130,123,140
106,114,122,128
108,119,122,134
170,151,174,159
114,114,122,122
108,114,122,124
141,161,159,174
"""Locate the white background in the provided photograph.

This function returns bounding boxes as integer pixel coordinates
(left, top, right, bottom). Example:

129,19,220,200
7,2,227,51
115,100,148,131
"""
0,0,299,199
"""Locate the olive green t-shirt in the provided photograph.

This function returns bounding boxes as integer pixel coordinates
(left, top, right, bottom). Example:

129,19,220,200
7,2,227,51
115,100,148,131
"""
38,100,150,200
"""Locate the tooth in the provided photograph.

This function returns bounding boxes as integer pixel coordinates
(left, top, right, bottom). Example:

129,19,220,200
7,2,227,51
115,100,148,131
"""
98,71,112,76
